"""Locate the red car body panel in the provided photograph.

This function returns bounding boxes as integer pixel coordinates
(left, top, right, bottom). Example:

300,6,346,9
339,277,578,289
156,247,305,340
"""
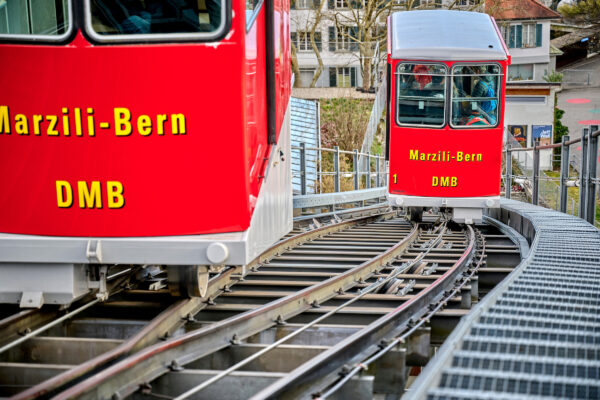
0,0,290,237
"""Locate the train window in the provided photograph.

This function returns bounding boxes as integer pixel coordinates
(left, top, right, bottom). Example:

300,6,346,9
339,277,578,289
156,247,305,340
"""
450,64,501,128
396,63,446,128
0,0,70,40
87,0,226,42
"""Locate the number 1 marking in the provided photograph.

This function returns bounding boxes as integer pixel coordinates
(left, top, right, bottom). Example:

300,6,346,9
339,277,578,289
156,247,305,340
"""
393,174,397,184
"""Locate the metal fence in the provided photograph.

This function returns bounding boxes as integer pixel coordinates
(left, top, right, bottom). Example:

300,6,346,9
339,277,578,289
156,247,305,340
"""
562,68,594,87
505,124,600,226
293,144,387,195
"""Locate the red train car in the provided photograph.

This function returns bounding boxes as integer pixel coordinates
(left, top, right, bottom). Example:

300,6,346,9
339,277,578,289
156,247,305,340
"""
386,10,510,223
0,0,291,305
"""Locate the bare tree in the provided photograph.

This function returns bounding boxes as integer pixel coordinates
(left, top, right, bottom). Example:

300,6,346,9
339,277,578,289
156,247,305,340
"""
331,0,484,91
290,0,328,87
331,0,392,91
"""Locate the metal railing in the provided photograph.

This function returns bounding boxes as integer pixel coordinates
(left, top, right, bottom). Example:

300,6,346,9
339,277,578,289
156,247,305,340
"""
292,144,388,211
562,68,594,87
505,124,600,226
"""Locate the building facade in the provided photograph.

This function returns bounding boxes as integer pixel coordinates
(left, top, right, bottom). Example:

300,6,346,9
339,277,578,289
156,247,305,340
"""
291,0,483,88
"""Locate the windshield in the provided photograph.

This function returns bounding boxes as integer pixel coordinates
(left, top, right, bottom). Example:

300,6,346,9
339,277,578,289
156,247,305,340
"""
396,63,447,128
89,0,225,39
451,64,501,128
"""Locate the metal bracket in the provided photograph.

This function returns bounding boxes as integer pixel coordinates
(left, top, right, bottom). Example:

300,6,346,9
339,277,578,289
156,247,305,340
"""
88,265,109,301
86,240,103,263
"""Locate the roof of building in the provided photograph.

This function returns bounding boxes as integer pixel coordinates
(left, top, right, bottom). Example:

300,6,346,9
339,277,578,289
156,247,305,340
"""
486,0,561,21
390,10,508,61
551,25,600,49
549,43,564,55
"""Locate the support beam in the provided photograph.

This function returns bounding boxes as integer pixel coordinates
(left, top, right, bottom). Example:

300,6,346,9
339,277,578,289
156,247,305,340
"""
133,370,373,400
0,362,71,395
0,337,122,365
430,309,470,346
245,324,363,346
187,343,329,373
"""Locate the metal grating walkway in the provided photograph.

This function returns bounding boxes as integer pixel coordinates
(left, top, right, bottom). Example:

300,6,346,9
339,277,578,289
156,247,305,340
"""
406,199,600,400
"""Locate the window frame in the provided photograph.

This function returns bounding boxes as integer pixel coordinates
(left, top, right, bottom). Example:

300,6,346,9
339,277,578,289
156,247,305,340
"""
0,0,74,44
83,0,232,44
335,0,349,9
449,62,503,130
394,62,448,129
336,66,352,87
522,23,536,48
296,0,315,9
293,30,321,52
334,25,357,52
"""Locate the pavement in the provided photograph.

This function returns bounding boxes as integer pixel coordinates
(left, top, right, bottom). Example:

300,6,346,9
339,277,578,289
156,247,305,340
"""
556,54,600,172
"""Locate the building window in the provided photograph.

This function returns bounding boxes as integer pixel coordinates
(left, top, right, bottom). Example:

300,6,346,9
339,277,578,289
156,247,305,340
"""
328,25,358,51
335,0,348,8
329,66,357,87
501,23,542,49
522,23,536,48
506,96,546,104
508,64,534,81
337,67,352,87
295,0,316,9
291,31,322,52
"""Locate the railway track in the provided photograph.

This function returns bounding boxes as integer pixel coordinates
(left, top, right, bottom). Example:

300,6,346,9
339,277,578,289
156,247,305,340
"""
0,211,522,400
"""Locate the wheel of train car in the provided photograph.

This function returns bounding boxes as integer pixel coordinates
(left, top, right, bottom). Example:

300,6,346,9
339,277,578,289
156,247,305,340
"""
168,265,209,298
409,207,423,223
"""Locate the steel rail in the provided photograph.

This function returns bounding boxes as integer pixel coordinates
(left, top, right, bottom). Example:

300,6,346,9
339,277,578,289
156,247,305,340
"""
0,267,136,351
251,225,476,400
0,299,100,356
12,269,236,400
53,217,417,400
318,228,485,399
172,224,447,400
14,213,395,399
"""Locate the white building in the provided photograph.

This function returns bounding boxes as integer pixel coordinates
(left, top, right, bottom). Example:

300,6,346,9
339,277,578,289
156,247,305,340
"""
486,0,562,169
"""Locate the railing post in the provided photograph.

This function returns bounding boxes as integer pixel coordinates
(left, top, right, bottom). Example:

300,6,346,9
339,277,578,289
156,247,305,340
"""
559,135,570,213
334,145,340,193
579,128,589,219
505,144,512,199
300,142,307,195
376,156,381,187
366,152,371,189
532,145,540,205
586,126,599,224
353,149,359,191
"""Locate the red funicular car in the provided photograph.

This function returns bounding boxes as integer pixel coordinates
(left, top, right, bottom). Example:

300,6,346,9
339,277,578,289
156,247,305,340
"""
386,10,510,223
0,0,291,305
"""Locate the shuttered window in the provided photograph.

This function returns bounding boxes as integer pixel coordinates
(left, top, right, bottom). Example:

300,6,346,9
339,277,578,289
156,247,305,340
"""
505,23,542,49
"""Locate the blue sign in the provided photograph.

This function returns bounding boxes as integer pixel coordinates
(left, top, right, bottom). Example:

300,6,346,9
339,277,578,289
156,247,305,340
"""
532,125,552,139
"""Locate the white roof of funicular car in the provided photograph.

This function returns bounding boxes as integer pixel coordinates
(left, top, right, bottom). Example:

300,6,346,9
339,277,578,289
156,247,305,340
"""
390,10,508,61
